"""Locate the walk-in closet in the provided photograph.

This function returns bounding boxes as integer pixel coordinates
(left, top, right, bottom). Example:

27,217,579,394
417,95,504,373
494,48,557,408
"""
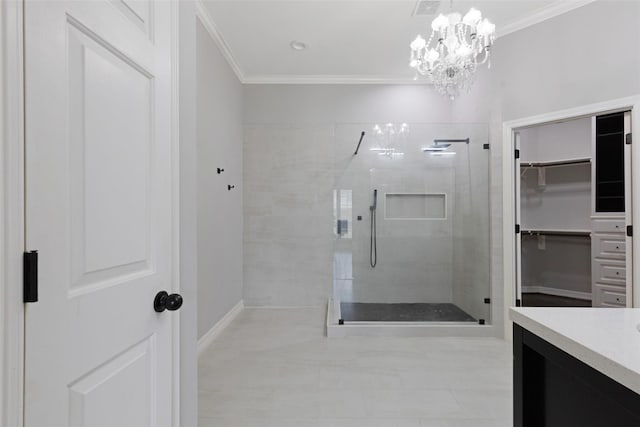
515,111,632,307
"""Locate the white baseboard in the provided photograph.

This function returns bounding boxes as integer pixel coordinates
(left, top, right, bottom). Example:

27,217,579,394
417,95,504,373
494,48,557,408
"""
197,300,244,357
522,286,591,301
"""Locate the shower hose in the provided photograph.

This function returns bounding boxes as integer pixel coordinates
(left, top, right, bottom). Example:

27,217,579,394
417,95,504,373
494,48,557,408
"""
370,205,377,268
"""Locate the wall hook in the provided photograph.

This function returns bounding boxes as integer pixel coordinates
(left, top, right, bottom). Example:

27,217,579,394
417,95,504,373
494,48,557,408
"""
228,185,235,191
217,168,225,174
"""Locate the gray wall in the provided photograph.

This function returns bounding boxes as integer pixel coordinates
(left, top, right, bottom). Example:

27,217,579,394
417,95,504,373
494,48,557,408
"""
244,85,454,124
492,0,640,121
243,124,335,306
196,20,244,339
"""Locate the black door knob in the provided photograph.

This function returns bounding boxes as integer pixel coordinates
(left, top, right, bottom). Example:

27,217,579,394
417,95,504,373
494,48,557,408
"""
154,291,183,313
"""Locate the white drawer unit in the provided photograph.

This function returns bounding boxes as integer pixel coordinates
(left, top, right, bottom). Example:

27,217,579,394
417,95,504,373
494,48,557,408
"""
593,283,626,307
592,235,625,260
595,261,626,283
591,218,625,234
591,216,628,307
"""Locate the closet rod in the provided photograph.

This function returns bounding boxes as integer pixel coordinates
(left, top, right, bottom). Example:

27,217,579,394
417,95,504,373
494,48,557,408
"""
520,158,591,168
521,229,591,237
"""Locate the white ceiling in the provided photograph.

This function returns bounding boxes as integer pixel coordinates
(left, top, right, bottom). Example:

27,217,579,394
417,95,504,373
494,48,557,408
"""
200,0,594,83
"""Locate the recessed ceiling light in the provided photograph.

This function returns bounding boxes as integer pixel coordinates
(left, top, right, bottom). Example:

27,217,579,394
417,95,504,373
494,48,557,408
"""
290,40,307,51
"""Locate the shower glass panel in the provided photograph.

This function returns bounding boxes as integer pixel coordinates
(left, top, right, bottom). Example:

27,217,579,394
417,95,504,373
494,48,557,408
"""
332,123,491,324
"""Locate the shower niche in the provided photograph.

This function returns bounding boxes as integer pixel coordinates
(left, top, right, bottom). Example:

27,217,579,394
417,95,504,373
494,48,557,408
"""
329,122,492,335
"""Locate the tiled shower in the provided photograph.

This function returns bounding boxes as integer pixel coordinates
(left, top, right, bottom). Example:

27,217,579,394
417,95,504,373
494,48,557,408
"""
244,121,491,326
332,123,491,324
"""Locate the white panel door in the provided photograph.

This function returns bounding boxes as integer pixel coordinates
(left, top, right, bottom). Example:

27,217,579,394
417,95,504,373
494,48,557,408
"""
24,1,176,426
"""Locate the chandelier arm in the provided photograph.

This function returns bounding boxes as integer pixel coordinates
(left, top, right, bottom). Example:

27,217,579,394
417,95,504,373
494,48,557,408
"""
477,48,490,65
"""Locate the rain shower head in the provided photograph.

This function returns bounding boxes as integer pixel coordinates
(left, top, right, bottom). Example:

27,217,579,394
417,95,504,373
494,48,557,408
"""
422,143,451,152
422,138,469,152
434,138,469,144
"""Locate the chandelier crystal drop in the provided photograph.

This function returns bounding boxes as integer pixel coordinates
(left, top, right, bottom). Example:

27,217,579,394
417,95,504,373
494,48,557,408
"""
409,7,496,100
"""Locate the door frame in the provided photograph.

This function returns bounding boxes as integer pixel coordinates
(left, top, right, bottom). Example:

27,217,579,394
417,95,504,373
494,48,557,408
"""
0,1,182,425
502,95,640,338
1,1,26,425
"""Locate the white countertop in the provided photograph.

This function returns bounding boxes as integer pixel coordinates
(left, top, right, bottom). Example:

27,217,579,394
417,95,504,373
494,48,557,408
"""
510,307,640,394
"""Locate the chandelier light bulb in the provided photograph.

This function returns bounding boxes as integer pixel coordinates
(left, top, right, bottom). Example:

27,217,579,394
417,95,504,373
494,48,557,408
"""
409,7,496,99
477,19,496,37
463,8,482,26
410,35,426,51
431,14,449,32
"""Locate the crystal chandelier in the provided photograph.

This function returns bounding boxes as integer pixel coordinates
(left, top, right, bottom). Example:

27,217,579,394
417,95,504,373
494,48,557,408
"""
409,7,496,99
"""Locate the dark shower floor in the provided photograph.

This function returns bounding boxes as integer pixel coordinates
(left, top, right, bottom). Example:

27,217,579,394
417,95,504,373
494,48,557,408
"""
340,302,476,322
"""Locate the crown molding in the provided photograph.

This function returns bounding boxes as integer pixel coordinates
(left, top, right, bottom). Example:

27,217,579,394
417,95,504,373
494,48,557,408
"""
195,0,245,82
242,75,433,85
497,0,596,38
197,0,595,85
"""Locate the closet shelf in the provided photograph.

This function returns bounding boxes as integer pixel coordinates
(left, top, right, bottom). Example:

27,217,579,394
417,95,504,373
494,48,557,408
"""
521,228,591,237
520,157,591,168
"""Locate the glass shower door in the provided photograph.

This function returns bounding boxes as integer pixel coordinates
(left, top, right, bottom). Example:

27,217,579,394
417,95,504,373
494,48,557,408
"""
332,122,491,324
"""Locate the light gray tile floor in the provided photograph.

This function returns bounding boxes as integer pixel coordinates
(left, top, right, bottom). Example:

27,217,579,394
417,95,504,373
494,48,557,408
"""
199,307,512,426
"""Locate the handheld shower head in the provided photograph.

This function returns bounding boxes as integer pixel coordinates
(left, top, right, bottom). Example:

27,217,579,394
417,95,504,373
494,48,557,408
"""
369,189,378,267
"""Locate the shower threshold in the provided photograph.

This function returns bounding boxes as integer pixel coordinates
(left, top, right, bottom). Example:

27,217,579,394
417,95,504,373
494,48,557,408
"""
326,299,493,337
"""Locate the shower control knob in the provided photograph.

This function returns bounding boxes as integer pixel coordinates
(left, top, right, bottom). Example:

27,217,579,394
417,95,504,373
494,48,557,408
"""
154,291,183,312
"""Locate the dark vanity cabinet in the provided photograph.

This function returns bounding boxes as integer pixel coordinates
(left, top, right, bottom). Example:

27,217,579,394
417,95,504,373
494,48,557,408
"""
513,324,640,427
